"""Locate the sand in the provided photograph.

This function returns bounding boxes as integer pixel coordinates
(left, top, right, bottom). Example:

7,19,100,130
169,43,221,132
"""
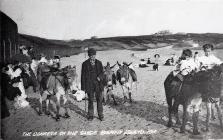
2,47,223,140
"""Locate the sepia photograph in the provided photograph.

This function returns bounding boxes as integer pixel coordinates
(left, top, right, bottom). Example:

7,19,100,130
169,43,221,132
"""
1,0,223,139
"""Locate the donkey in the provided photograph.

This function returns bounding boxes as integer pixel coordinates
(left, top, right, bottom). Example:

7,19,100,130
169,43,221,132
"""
164,64,223,135
99,65,117,105
116,62,137,103
37,64,76,121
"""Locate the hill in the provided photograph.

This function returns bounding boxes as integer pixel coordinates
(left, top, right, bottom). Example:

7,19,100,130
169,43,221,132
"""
18,33,223,57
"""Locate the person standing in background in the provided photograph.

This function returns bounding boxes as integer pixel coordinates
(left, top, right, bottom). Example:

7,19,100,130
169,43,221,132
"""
27,46,36,60
81,48,104,121
194,51,200,69
153,54,160,71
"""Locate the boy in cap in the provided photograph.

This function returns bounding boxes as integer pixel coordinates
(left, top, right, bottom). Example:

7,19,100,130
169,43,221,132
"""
81,48,104,121
197,44,222,122
198,44,222,70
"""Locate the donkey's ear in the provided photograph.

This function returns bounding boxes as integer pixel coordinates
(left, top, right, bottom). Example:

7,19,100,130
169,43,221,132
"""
67,65,71,69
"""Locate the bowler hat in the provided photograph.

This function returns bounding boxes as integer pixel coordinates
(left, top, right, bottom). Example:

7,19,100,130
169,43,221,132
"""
88,48,96,56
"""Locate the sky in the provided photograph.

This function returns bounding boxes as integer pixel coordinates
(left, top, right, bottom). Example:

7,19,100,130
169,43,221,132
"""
1,0,223,40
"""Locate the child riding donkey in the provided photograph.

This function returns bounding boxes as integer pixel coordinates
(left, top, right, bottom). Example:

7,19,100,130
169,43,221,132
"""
165,49,199,128
171,49,198,94
37,55,75,121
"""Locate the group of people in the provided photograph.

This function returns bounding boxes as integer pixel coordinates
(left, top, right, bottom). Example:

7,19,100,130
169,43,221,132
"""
165,54,177,66
1,45,70,118
2,43,222,123
2,45,118,121
170,43,222,94
139,54,160,69
74,44,223,122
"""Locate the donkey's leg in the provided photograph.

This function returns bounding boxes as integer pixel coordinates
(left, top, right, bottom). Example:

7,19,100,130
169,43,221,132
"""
55,93,61,121
128,83,133,103
173,96,181,125
102,89,106,104
191,97,202,135
174,105,181,125
128,92,132,103
106,89,110,103
63,94,70,118
122,86,128,103
215,101,223,131
180,104,189,133
39,94,43,115
211,103,216,120
206,102,212,132
30,69,38,93
45,96,50,116
110,90,117,105
192,111,200,135
167,98,173,127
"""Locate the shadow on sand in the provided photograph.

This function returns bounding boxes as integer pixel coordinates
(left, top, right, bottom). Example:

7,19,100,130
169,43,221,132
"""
27,94,175,126
105,96,170,126
27,95,88,119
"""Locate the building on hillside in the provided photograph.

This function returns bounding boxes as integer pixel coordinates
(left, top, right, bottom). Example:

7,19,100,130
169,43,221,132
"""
1,11,19,64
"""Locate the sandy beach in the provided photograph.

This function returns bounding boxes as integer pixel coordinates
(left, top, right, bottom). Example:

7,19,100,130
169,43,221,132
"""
2,47,223,140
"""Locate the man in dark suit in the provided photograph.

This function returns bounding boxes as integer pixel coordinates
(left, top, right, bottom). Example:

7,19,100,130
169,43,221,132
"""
81,48,104,121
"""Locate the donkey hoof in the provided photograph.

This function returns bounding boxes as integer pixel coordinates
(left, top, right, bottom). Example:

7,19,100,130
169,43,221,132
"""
103,101,108,105
64,113,70,118
211,116,216,120
55,116,60,121
123,96,127,103
45,111,50,116
180,130,185,134
193,130,200,135
167,121,172,127
180,128,186,133
39,111,43,116
176,120,181,125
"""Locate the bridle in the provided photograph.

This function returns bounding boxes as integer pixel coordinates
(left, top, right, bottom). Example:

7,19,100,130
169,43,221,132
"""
119,65,130,85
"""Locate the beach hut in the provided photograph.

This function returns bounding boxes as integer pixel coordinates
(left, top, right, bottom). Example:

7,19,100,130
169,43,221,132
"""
1,12,19,64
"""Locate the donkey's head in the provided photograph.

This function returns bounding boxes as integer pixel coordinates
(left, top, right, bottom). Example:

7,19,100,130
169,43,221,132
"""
117,64,130,84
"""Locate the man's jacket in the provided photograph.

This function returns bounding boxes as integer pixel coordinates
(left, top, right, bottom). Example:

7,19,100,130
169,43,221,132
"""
81,59,104,94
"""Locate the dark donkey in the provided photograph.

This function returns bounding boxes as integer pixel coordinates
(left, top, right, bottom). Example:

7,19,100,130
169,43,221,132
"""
164,64,223,135
98,64,117,105
37,64,75,121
